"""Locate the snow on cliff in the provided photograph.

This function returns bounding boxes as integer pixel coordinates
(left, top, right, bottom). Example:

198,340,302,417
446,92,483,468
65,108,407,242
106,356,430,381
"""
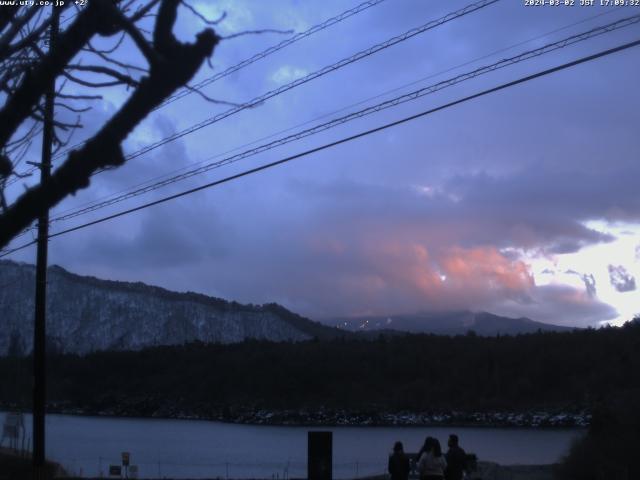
0,260,312,355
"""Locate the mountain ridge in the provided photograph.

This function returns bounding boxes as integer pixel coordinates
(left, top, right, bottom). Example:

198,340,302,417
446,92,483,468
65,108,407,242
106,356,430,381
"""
0,260,344,355
1,260,573,356
330,310,575,336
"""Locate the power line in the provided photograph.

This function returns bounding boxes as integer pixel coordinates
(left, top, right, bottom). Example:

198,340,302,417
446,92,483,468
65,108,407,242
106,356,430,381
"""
158,0,390,109
7,0,496,189
5,9,635,242
44,14,640,226
3,6,632,244
91,0,500,168
46,0,390,164
3,37,638,258
46,5,626,223
2,0,493,193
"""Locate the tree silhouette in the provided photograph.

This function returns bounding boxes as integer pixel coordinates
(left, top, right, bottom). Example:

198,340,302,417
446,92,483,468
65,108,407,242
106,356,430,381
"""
0,0,220,249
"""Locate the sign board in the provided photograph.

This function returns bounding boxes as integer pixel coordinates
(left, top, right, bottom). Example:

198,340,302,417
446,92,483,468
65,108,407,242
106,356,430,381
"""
109,465,122,477
129,465,139,479
122,452,130,466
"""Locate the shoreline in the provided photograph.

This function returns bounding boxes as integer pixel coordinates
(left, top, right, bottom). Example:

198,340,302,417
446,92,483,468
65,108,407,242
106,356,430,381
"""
1,405,590,429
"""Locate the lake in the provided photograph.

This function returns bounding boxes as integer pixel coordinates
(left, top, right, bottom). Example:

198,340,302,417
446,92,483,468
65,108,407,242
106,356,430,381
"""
0,412,583,478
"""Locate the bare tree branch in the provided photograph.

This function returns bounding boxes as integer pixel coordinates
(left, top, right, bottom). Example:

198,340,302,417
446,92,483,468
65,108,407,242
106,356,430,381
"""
56,92,103,100
66,64,140,87
129,0,163,23
61,70,127,88
84,40,148,73
29,109,82,131
5,120,39,149
0,9,63,60
0,0,219,248
180,1,226,26
0,6,20,34
109,7,161,65
84,32,126,56
0,6,40,61
54,102,92,114
221,28,294,40
183,83,242,107
0,2,107,147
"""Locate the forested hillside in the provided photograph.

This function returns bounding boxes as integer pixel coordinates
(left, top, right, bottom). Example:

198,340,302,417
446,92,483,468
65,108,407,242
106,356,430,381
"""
0,260,344,355
1,320,638,424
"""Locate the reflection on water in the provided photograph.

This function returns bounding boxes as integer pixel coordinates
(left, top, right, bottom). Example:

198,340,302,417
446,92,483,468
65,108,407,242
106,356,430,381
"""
1,412,583,479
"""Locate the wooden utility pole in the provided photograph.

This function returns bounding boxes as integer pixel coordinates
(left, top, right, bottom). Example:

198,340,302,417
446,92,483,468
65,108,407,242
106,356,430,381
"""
32,7,58,480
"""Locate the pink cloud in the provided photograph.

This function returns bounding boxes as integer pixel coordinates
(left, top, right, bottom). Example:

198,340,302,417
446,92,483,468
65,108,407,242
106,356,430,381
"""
439,246,534,293
314,239,536,316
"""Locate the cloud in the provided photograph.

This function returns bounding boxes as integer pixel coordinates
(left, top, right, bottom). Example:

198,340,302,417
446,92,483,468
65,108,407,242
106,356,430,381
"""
59,199,230,268
438,246,534,298
37,168,637,326
271,65,308,85
192,1,254,34
491,284,618,328
608,264,637,293
582,274,597,298
564,270,597,298
6,0,639,329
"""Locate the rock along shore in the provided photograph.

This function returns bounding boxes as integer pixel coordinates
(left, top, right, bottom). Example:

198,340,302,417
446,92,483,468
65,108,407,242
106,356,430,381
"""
2,402,590,428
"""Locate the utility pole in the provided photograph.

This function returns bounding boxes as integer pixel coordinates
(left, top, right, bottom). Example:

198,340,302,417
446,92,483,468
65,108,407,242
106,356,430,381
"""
32,7,58,480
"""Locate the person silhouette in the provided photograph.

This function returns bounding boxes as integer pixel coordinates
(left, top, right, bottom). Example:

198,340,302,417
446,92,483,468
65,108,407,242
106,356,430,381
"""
417,437,446,480
388,441,411,480
444,434,467,480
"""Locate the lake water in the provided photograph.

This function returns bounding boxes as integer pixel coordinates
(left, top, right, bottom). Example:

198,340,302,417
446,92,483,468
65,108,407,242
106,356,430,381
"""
0,412,583,479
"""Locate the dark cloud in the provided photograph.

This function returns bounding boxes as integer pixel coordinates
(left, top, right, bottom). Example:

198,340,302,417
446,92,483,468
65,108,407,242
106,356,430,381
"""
562,270,597,298
50,197,232,270
490,284,618,328
4,0,640,326
608,265,636,293
582,274,597,299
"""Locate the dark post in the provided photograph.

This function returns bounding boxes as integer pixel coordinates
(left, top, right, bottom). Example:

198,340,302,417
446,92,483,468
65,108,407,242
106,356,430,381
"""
308,431,332,480
32,7,58,480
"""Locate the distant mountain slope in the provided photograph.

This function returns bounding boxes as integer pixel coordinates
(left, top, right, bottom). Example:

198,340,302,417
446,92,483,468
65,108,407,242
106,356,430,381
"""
331,311,575,336
0,260,344,355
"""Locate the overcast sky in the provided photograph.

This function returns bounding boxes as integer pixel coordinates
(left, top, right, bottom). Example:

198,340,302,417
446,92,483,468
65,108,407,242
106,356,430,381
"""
5,0,640,326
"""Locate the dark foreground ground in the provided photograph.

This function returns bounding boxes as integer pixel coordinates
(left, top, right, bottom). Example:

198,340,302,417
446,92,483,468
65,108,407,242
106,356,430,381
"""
1,452,554,480
0,449,65,479
331,464,555,480
474,462,554,479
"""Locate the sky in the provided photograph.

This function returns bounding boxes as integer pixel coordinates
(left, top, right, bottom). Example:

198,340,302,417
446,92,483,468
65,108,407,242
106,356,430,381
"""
4,0,640,327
